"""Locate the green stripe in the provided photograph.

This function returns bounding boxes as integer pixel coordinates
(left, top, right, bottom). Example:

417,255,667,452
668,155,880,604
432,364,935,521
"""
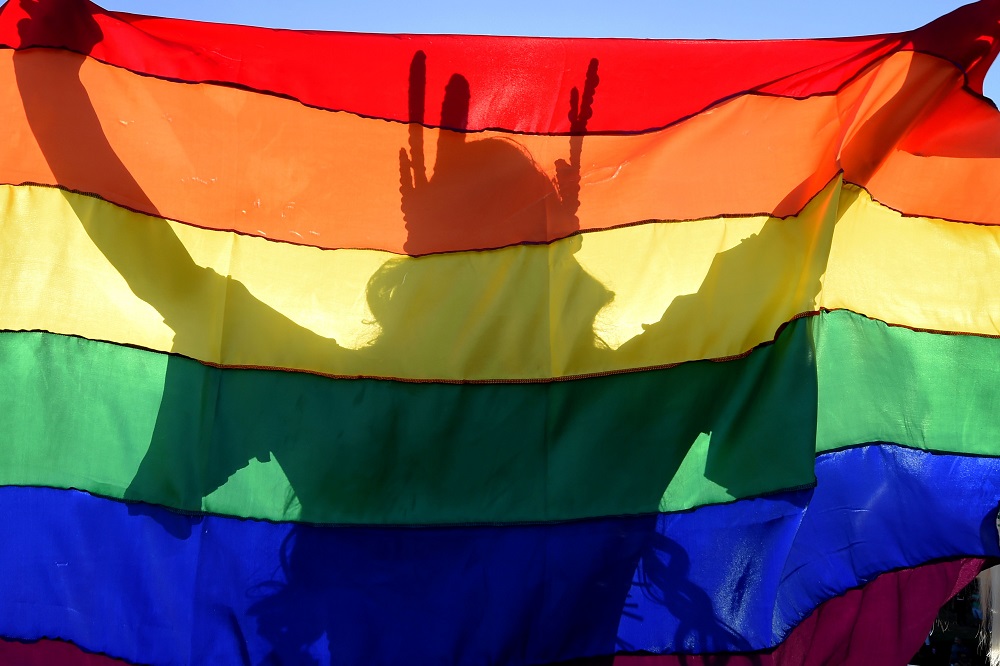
0,321,816,525
816,313,1000,455
6,310,995,525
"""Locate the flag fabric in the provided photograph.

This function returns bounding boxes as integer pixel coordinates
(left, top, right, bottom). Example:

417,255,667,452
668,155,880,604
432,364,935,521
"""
0,558,986,666
0,0,999,663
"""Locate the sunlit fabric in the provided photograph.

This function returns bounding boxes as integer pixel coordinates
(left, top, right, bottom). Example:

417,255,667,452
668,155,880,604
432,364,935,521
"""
0,447,994,664
7,311,1000,525
1,0,1000,663
1,48,999,253
0,557,985,666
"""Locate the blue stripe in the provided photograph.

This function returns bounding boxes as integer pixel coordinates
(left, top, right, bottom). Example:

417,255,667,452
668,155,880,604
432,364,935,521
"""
0,444,997,665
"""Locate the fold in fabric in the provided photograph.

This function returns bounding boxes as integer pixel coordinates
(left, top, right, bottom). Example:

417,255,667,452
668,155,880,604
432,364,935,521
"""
0,321,818,524
6,309,1000,526
1,0,997,130
0,445,997,664
10,178,1000,382
2,48,998,255
612,558,988,665
2,0,1000,663
0,557,985,666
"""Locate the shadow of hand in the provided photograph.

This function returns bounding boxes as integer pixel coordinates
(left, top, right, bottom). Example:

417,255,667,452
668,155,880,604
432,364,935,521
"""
125,500,201,540
16,0,103,53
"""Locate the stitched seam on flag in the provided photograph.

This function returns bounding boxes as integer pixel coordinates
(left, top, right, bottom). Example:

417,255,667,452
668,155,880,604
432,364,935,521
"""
0,633,145,666
3,555,975,662
0,45,987,136
5,307,1000,385
0,445,992,528
774,554,995,604
0,479,820,528
8,176,1000,260
0,317,811,385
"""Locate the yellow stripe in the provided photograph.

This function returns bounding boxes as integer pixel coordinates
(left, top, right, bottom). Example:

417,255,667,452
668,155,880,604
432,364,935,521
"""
6,177,995,381
819,188,1000,336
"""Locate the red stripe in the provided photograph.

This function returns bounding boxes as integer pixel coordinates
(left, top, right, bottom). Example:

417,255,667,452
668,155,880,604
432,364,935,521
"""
1,0,997,134
0,638,132,666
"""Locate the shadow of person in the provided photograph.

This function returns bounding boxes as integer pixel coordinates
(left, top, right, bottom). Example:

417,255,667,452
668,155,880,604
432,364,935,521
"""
16,0,826,524
619,176,834,499
11,5,835,661
362,51,612,370
609,24,979,501
248,52,658,665
12,1,343,538
13,12,680,659
629,534,758,661
15,0,626,535
396,51,594,255
246,49,815,665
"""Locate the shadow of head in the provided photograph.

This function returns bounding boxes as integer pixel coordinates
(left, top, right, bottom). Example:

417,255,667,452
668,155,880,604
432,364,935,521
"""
399,59,560,255
398,51,599,255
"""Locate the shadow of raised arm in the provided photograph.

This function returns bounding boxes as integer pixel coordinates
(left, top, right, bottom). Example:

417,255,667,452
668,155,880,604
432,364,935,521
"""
555,57,600,226
13,5,345,524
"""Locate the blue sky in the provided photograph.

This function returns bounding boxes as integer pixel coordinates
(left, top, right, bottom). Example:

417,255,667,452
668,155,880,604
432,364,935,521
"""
100,1,998,101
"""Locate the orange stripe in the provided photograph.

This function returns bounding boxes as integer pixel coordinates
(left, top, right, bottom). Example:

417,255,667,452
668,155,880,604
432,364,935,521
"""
863,88,1000,226
3,47,990,255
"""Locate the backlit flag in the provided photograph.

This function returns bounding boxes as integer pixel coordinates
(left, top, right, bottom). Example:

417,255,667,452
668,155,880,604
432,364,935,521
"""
0,0,999,663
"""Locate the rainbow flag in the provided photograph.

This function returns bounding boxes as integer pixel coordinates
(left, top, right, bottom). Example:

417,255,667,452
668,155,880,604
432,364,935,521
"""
0,0,999,663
